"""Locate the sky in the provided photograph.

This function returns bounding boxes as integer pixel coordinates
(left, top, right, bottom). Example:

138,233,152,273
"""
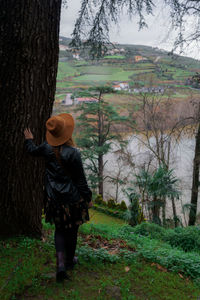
60,0,200,60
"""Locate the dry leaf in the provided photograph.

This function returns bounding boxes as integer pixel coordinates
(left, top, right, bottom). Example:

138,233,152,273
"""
156,264,167,272
125,266,130,272
179,273,184,279
109,249,118,255
85,235,91,241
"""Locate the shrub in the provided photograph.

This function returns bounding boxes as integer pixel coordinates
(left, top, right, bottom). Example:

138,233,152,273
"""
124,191,145,226
119,201,127,211
102,200,107,207
116,203,121,210
107,198,116,209
92,204,126,220
163,226,200,252
133,222,166,240
94,194,103,205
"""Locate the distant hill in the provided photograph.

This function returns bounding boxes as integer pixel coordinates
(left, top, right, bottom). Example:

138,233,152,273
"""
56,36,200,100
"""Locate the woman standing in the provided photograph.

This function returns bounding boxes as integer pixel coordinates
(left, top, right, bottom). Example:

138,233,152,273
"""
24,113,92,282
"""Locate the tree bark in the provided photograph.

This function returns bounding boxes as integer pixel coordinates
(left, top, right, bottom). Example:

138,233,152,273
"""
98,154,104,197
98,92,104,197
0,0,62,237
189,122,200,226
171,196,178,227
162,198,166,227
152,196,161,225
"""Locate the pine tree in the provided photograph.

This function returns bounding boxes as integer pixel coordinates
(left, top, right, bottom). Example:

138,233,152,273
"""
75,86,128,197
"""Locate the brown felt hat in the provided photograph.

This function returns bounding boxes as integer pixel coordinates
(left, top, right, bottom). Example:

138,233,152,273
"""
46,113,75,146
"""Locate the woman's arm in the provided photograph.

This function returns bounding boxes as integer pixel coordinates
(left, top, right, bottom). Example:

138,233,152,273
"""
24,128,45,156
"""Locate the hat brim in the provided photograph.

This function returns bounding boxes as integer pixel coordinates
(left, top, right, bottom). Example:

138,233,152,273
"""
46,113,74,146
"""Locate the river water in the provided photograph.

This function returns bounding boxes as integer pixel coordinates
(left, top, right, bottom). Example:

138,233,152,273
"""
103,135,198,225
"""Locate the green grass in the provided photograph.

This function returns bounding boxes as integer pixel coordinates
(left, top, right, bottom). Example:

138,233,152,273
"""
57,62,80,80
104,55,126,59
89,208,125,225
1,219,200,299
56,61,156,88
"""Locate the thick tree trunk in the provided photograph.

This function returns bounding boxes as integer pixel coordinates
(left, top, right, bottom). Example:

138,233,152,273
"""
0,0,62,237
189,122,200,226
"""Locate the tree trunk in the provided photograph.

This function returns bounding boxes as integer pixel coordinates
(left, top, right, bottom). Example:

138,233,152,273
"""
98,154,104,197
171,197,178,227
189,122,200,226
0,0,62,237
162,198,166,227
151,196,161,225
98,92,104,197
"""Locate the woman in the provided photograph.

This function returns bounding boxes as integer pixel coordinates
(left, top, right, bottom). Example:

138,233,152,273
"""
24,113,92,282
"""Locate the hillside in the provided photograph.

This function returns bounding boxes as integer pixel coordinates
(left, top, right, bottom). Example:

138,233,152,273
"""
55,37,200,117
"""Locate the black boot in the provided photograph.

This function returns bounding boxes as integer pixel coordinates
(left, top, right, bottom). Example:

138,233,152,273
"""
56,252,68,282
65,256,79,270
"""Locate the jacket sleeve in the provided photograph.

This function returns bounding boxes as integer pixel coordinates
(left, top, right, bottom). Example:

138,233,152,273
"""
72,149,92,203
25,139,46,157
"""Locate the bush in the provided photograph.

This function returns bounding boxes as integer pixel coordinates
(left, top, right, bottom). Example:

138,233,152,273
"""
133,223,200,253
119,201,127,211
92,204,126,220
163,226,200,252
125,191,145,226
133,222,166,240
102,200,107,207
94,194,103,205
107,198,116,209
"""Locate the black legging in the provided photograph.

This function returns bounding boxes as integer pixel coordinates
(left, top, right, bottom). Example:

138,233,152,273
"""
55,225,79,264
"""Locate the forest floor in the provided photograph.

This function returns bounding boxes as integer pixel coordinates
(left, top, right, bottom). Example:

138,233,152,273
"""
1,210,200,300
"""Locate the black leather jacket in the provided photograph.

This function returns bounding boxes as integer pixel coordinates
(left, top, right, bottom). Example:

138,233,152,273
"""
25,139,92,204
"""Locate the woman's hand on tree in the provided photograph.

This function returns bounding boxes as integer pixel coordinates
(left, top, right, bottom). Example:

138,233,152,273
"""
24,128,34,139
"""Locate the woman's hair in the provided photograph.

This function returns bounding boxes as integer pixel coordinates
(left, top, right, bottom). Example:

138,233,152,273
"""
64,137,76,147
52,138,76,162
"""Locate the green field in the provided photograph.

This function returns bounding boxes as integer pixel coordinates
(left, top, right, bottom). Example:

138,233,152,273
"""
55,44,200,105
104,55,126,59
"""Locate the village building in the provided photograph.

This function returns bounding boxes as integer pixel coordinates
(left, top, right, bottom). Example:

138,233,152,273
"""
61,93,73,106
133,86,165,94
112,84,121,91
112,82,130,91
72,52,80,60
134,55,147,62
74,97,98,105
59,44,70,51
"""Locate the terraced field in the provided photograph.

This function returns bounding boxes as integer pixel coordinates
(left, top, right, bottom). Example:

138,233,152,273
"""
55,44,200,106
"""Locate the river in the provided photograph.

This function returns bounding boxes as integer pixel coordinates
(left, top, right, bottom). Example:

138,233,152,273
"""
103,135,198,225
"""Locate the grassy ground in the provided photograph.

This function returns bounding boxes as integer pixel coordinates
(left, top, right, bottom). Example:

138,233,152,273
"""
89,209,125,225
1,210,200,299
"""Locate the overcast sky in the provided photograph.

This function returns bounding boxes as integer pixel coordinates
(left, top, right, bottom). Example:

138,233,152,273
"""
60,0,200,60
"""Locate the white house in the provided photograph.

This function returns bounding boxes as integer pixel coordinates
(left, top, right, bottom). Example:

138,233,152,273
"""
119,82,129,89
112,82,129,91
61,93,73,106
112,84,122,91
72,53,80,60
59,44,69,51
